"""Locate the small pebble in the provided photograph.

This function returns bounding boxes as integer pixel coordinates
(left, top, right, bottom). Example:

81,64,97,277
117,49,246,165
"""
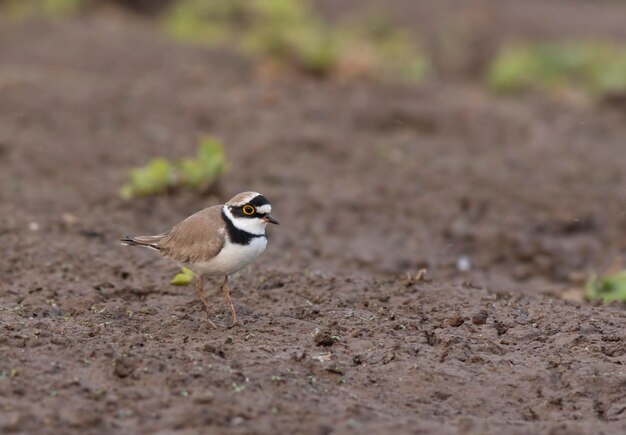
315,331,335,347
113,356,135,378
447,315,464,327
471,310,488,325
457,256,471,272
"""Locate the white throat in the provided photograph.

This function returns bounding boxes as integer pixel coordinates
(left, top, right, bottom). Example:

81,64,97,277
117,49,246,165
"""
223,205,267,236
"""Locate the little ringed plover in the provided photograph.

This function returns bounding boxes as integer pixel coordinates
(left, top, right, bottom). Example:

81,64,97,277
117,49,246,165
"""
121,191,279,326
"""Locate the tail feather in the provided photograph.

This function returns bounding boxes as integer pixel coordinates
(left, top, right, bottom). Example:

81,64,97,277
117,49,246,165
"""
121,234,163,251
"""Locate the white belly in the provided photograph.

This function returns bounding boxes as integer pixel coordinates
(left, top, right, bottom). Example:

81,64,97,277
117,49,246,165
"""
188,237,267,276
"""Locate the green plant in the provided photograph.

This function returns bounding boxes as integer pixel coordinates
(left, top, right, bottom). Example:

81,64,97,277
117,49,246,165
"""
244,20,341,75
120,136,226,199
240,0,342,75
2,0,88,19
486,41,626,98
120,158,174,199
231,382,245,393
163,0,248,46
346,23,428,82
163,0,427,82
584,271,626,304
177,137,227,191
171,267,195,286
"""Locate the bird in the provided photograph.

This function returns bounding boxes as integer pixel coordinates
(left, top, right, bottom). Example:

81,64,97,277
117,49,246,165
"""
121,191,279,327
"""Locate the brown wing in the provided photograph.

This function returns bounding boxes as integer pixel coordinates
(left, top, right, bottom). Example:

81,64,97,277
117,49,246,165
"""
157,205,225,263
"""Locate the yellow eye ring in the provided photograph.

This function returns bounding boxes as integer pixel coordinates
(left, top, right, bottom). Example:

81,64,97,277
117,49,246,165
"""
242,205,255,215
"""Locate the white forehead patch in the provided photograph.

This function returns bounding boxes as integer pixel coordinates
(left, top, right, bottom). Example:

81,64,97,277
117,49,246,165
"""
228,191,261,207
256,204,272,214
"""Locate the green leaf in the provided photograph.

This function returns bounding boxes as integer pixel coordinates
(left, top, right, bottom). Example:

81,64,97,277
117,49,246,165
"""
120,158,175,199
120,137,227,199
3,0,85,19
584,271,626,304
162,0,428,83
486,42,626,97
171,267,195,286
177,137,227,191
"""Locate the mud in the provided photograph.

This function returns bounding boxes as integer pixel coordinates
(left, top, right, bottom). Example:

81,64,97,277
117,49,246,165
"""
1,4,626,434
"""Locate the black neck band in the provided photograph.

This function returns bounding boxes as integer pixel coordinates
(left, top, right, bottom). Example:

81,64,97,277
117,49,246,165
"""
222,210,264,245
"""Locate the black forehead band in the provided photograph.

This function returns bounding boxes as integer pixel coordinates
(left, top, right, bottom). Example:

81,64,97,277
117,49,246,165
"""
248,195,270,207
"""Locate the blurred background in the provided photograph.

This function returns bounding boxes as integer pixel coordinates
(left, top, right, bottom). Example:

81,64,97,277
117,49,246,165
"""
1,0,626,299
3,1,626,433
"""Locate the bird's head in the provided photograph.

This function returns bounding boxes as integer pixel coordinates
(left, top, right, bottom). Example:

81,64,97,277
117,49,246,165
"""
223,191,279,235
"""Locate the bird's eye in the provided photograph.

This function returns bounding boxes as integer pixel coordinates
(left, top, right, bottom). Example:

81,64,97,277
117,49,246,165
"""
242,205,255,215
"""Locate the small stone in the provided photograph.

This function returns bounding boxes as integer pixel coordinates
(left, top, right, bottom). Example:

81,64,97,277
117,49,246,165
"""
456,256,471,272
494,321,508,336
315,331,335,347
471,310,488,325
447,315,464,327
113,356,135,378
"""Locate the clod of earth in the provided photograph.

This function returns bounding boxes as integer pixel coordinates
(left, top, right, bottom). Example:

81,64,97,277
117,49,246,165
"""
114,355,136,378
447,315,465,327
471,310,489,325
315,330,337,347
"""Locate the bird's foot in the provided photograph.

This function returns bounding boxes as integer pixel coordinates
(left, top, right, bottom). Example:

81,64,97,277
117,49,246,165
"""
205,315,218,329
228,315,242,329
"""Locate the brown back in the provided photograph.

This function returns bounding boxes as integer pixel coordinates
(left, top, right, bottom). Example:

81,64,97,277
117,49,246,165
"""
157,205,225,263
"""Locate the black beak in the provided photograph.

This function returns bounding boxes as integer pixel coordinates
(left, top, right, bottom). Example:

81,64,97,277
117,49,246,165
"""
263,214,279,225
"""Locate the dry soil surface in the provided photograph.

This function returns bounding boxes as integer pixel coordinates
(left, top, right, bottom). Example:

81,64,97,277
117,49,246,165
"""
1,7,626,435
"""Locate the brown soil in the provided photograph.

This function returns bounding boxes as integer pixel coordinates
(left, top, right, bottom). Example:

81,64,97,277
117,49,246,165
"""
1,3,626,434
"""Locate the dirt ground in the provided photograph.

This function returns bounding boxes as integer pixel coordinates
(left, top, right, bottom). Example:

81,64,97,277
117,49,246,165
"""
1,2,626,434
